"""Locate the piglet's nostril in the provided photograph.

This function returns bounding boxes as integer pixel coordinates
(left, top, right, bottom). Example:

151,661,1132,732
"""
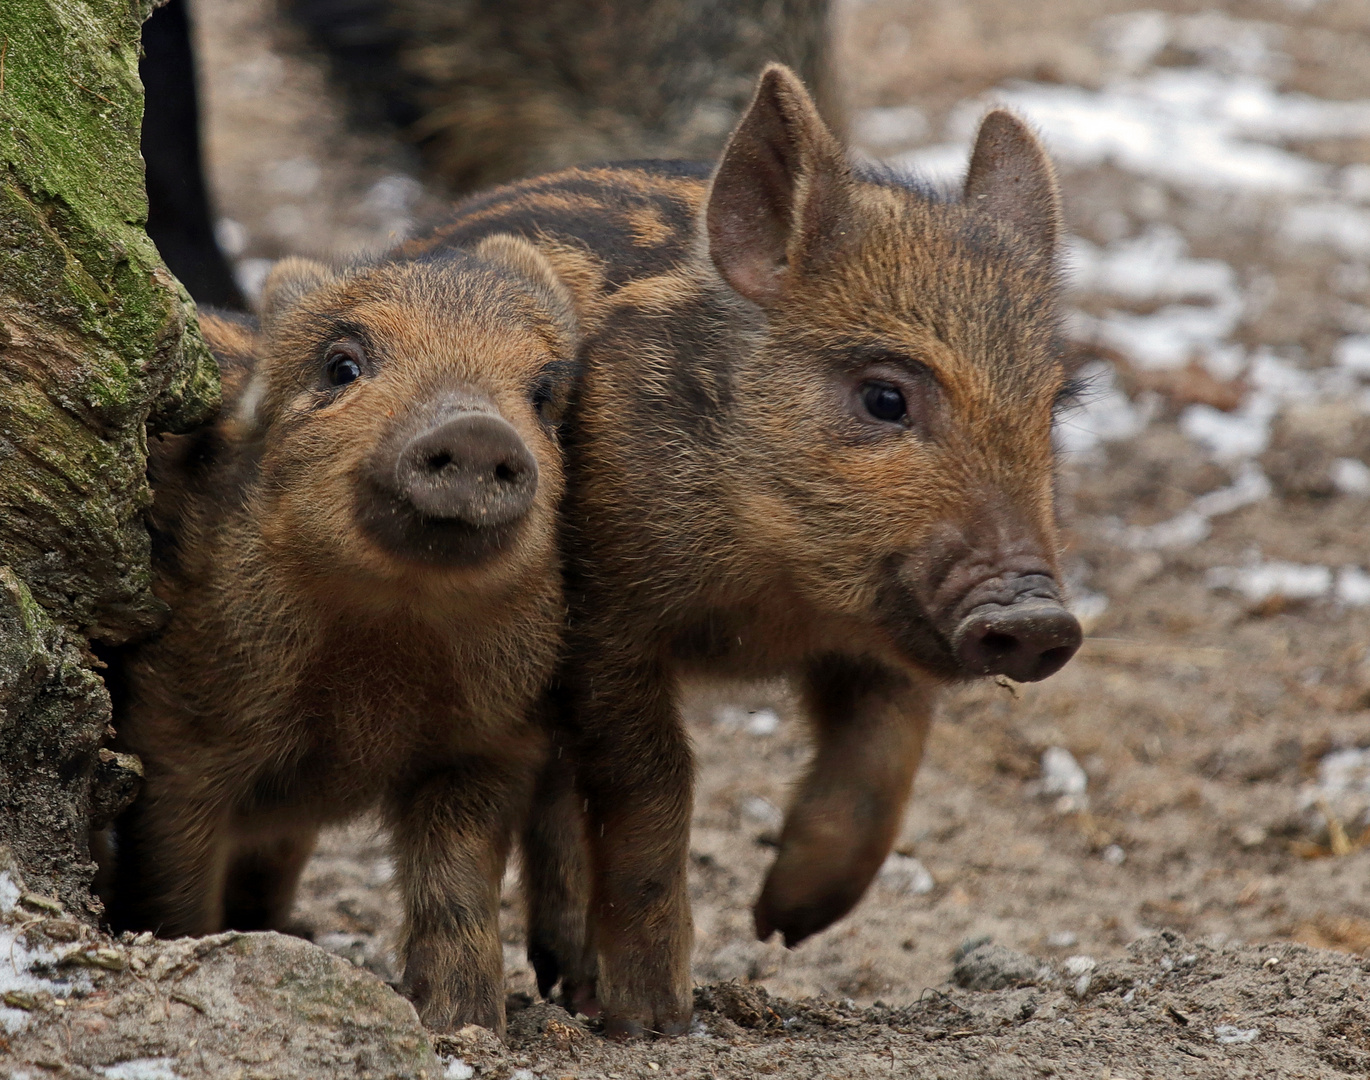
978,631,1017,661
426,451,454,472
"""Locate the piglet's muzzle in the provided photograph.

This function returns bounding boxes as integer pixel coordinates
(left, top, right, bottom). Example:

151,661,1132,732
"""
951,575,1082,683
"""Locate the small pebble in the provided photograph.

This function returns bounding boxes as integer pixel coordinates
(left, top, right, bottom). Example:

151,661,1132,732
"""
1213,1024,1259,1044
1102,844,1126,866
953,943,1051,991
1046,931,1078,948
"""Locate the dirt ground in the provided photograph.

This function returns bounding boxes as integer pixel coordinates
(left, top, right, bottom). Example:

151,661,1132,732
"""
140,0,1370,1073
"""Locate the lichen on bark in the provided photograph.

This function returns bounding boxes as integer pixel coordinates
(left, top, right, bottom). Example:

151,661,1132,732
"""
0,0,220,918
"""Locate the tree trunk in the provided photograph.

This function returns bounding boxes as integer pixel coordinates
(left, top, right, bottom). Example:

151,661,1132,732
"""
0,0,218,921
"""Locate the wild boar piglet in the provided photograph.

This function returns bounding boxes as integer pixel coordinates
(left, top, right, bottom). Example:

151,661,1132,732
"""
408,63,1085,1038
104,235,577,1036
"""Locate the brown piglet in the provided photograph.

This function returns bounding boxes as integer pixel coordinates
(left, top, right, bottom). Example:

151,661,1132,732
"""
103,236,577,1036
405,64,1084,1037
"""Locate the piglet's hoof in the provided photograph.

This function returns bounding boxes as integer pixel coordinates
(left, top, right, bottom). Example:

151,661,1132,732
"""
604,1016,645,1041
754,870,866,949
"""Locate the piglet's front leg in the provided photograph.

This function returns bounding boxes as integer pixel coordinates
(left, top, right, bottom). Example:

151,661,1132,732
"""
523,746,597,1014
387,758,531,1037
754,657,932,947
574,656,694,1039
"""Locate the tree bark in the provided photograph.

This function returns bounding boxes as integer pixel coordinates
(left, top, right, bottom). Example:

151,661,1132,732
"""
0,0,218,921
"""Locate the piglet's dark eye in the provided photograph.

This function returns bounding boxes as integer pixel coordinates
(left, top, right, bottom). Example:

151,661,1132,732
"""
325,350,362,387
861,381,907,424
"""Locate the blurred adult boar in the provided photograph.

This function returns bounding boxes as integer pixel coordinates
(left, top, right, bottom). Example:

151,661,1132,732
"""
287,0,837,192
139,0,835,303
103,236,578,1036
403,64,1084,1037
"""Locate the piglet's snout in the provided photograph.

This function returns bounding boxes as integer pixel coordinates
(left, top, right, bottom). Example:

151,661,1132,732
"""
394,414,538,528
954,595,1081,683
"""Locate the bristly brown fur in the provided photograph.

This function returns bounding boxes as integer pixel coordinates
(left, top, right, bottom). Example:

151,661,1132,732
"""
405,65,1078,1038
104,240,578,1037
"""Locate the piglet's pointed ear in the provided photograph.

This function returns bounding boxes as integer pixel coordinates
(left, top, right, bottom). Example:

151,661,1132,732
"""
706,64,850,308
963,110,1061,260
259,257,336,324
475,233,578,347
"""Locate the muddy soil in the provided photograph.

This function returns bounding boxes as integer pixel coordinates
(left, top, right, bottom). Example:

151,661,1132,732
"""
83,0,1370,1074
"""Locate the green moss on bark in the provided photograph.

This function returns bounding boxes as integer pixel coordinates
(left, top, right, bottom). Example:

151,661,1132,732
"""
0,0,221,918
0,0,219,638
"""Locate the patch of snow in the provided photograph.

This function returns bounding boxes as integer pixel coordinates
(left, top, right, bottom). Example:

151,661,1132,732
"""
214,218,248,258
0,901,95,1035
363,174,422,215
887,143,969,186
442,1059,475,1080
1181,353,1322,462
1100,10,1169,75
993,65,1370,196
1180,401,1272,461
1069,588,1109,632
1284,203,1370,258
1062,955,1097,977
1069,226,1238,307
97,1061,183,1080
1299,746,1370,834
877,853,935,896
1336,566,1370,606
1213,1024,1260,1045
0,869,20,913
1192,463,1273,517
1205,560,1332,603
1068,228,1246,374
1039,748,1088,810
1062,954,1097,998
853,105,929,150
1315,747,1370,800
264,156,322,197
1111,463,1270,550
1054,361,1155,455
1335,336,1370,377
233,258,273,304
745,708,780,735
1332,458,1370,497
1114,509,1211,551
714,705,780,736
740,796,783,831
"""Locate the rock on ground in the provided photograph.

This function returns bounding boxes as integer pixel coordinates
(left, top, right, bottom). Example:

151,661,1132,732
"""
1,849,439,1080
